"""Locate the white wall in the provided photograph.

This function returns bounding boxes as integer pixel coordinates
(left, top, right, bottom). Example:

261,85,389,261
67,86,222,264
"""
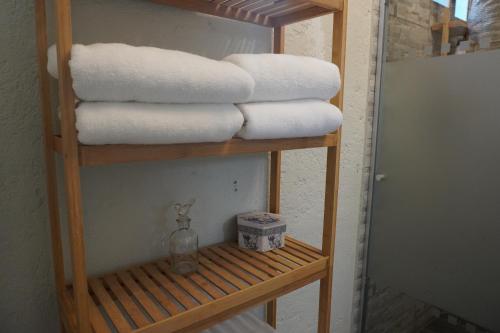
0,1,378,332
279,2,379,331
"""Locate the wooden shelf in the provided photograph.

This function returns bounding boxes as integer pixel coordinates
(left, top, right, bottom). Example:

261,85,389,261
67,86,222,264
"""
151,0,342,27
431,20,468,32
52,134,338,166
61,236,327,333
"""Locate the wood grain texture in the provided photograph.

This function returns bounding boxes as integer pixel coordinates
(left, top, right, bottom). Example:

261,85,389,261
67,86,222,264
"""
130,267,181,316
200,249,261,285
150,0,341,27
89,279,133,332
52,134,338,166
266,25,285,329
270,6,331,26
104,275,151,328
145,263,199,309
231,245,292,273
117,271,166,322
54,0,91,332
154,262,210,306
220,245,281,277
61,238,326,333
318,2,347,332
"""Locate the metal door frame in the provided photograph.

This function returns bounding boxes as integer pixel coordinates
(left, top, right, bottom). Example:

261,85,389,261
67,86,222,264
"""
358,0,388,331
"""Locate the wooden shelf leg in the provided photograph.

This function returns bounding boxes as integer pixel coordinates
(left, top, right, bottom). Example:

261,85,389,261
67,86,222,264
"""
266,26,285,329
267,151,281,328
318,147,340,333
54,0,91,332
318,3,346,332
34,0,67,330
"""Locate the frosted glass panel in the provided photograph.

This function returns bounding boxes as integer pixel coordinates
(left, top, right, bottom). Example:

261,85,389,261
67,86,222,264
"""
368,49,500,333
363,0,500,332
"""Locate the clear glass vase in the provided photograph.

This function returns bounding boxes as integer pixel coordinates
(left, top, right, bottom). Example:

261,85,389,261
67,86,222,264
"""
169,201,198,275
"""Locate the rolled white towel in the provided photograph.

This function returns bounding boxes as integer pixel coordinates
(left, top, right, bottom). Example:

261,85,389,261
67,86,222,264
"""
47,43,255,104
237,100,342,140
75,102,244,145
223,53,341,102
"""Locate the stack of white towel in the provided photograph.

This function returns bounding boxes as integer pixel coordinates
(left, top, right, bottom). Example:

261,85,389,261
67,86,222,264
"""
224,54,343,140
47,43,342,145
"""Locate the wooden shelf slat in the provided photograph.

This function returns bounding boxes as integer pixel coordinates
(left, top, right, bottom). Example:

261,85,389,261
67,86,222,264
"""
62,237,327,333
150,0,341,27
199,256,249,290
209,247,272,281
220,245,282,277
130,267,182,316
103,275,152,328
89,278,133,332
155,262,211,305
200,249,262,285
231,245,293,273
143,264,200,310
117,271,167,322
195,265,239,295
52,134,338,166
183,270,225,300
262,250,301,269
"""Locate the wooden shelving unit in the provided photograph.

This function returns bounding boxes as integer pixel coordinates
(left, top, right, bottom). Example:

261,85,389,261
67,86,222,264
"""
152,0,343,27
52,134,338,166
62,237,327,333
34,0,347,332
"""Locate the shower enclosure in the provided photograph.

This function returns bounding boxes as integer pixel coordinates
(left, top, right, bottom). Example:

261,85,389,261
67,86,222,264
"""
361,0,500,332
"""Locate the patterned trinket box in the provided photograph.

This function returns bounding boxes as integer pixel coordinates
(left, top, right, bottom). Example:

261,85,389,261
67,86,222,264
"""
237,212,286,252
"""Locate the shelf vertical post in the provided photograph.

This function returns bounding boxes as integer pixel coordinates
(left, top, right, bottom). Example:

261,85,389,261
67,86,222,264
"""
34,0,66,331
318,1,347,332
54,0,91,332
266,25,285,329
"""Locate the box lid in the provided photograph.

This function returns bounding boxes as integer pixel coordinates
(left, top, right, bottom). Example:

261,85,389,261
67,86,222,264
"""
237,212,286,230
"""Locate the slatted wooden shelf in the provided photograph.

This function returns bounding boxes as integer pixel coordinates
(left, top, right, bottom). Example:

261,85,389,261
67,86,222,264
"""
61,236,327,333
52,134,338,166
151,0,342,27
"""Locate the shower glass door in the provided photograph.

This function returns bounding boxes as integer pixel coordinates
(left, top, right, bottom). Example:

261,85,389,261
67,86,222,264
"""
362,0,500,332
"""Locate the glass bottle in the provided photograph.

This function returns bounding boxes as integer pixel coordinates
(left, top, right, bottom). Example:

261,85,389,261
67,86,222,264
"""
169,200,198,275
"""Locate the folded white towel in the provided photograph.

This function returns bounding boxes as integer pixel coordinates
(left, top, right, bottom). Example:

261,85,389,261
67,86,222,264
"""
75,102,244,145
48,44,255,104
236,100,342,140
223,54,341,102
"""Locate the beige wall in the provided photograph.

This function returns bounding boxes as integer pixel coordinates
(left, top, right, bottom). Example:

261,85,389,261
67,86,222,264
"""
0,1,379,332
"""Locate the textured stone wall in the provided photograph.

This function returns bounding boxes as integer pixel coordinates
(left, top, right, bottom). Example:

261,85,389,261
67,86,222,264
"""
469,0,500,49
387,0,500,62
386,0,434,61
352,0,381,331
0,1,60,332
278,0,381,329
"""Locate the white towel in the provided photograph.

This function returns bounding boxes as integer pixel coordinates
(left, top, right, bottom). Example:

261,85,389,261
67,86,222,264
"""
75,102,244,145
47,44,255,104
223,53,341,102
236,100,342,140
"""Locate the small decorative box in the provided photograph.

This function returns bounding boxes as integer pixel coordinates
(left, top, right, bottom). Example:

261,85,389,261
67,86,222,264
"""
237,212,286,252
